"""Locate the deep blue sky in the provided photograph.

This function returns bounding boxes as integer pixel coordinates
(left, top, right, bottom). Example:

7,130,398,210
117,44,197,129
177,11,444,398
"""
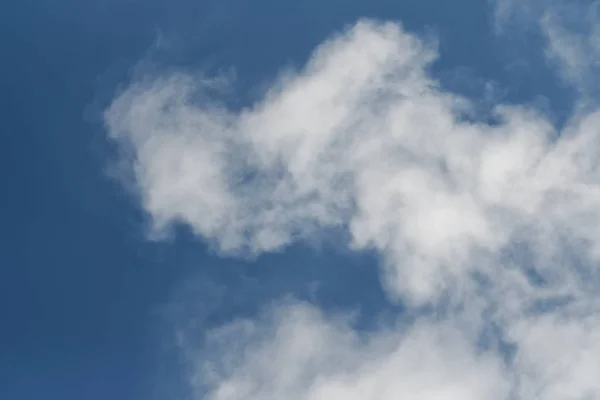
1,1,572,399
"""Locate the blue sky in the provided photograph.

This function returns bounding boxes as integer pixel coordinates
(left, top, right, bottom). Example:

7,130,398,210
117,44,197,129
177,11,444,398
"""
3,1,600,399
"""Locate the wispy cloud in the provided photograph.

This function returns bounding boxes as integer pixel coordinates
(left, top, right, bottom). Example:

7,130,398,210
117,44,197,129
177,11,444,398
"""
106,18,600,400
541,2,600,94
493,0,600,96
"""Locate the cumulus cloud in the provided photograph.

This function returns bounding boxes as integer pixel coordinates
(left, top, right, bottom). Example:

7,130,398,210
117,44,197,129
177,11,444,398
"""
106,19,600,400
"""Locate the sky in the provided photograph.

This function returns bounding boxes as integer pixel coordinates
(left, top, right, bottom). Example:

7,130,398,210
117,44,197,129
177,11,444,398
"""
3,0,600,399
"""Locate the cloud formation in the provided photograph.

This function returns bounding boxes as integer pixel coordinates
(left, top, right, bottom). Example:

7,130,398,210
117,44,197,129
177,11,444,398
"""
106,18,600,400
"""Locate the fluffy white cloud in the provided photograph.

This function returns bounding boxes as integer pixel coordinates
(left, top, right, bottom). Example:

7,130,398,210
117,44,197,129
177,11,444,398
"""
106,19,600,400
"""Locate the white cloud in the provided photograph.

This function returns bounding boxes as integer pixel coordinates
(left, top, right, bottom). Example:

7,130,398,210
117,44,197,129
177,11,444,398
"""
191,303,510,400
508,306,600,400
106,19,600,400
